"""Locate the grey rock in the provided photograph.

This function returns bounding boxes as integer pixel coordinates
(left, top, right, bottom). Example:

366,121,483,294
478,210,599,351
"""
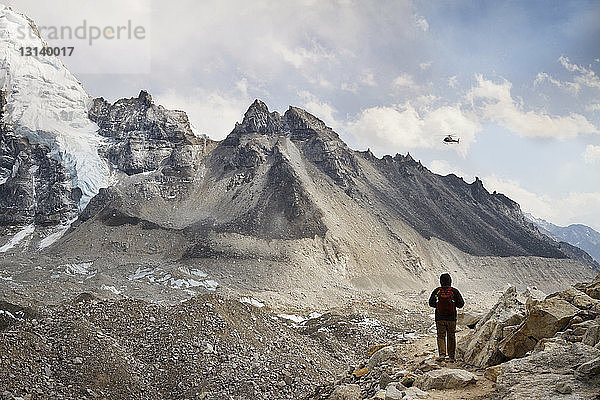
89,91,211,176
457,310,486,328
384,382,404,400
458,286,525,367
496,340,600,399
368,345,398,370
575,356,600,381
555,381,572,394
329,384,361,400
403,386,429,399
415,368,476,390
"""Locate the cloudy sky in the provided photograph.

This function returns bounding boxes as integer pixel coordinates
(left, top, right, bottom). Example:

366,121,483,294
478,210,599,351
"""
8,0,600,230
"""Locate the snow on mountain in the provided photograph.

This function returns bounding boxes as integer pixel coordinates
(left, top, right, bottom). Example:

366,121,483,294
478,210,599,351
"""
0,5,110,208
525,213,600,263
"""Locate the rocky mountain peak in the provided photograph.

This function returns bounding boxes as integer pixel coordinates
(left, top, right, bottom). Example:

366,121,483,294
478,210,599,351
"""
137,90,153,106
235,99,284,135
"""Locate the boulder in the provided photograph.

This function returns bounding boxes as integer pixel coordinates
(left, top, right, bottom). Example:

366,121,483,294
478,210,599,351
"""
582,318,600,347
457,287,525,367
553,287,600,312
484,364,503,382
495,339,600,399
384,382,404,400
575,356,600,382
499,296,579,359
329,384,361,400
577,272,600,300
415,368,476,390
368,345,399,370
457,310,486,328
523,287,546,312
403,386,428,399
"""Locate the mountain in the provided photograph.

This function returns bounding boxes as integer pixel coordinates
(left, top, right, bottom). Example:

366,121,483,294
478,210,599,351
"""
0,5,109,209
526,213,600,263
0,5,597,308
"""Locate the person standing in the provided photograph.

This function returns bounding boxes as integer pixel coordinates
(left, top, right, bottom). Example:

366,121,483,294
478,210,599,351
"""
428,273,465,361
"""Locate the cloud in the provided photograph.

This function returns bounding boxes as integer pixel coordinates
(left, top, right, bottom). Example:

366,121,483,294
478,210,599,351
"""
482,174,600,231
586,104,600,112
469,75,599,138
584,144,600,164
155,81,252,140
448,76,458,88
428,159,473,181
297,90,339,129
348,102,479,156
392,73,419,90
419,62,432,70
535,57,600,95
558,56,600,90
360,71,377,87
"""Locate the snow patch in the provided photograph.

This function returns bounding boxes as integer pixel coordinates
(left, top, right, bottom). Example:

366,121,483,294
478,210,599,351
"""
129,266,218,291
60,262,95,277
38,219,76,249
101,284,122,295
240,297,265,308
0,224,35,252
277,313,306,324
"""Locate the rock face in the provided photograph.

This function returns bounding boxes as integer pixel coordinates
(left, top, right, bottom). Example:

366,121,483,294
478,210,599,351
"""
457,286,526,367
89,91,213,176
495,339,600,399
414,368,476,390
499,296,580,358
0,91,80,228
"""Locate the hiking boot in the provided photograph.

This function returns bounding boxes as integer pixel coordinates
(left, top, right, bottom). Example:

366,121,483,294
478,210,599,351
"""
435,356,446,362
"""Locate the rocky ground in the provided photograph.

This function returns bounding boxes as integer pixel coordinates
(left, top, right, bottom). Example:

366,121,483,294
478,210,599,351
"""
1,274,599,399
0,291,434,400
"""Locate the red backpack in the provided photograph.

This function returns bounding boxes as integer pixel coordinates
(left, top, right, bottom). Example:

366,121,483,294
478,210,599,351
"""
436,287,456,316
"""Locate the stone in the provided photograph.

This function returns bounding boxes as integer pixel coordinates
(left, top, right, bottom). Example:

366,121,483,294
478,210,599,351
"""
415,368,477,390
575,356,600,381
400,374,416,388
368,346,398,370
495,340,600,399
523,287,546,312
499,297,579,359
457,310,486,328
73,357,83,365
554,287,600,311
384,382,404,400
484,364,502,382
555,381,572,394
403,387,429,399
352,367,368,378
329,384,361,400
370,390,386,400
379,372,393,389
582,318,600,348
458,286,525,367
580,273,600,300
418,358,441,372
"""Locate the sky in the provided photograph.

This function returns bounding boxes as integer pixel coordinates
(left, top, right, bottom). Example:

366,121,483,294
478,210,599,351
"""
6,0,600,231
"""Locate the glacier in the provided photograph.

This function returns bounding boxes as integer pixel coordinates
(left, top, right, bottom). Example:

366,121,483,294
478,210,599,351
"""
0,5,110,208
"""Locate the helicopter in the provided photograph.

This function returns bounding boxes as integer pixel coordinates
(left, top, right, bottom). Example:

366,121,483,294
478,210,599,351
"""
443,134,460,144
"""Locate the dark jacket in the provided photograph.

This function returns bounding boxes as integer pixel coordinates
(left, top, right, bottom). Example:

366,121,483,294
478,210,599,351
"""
428,286,465,321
